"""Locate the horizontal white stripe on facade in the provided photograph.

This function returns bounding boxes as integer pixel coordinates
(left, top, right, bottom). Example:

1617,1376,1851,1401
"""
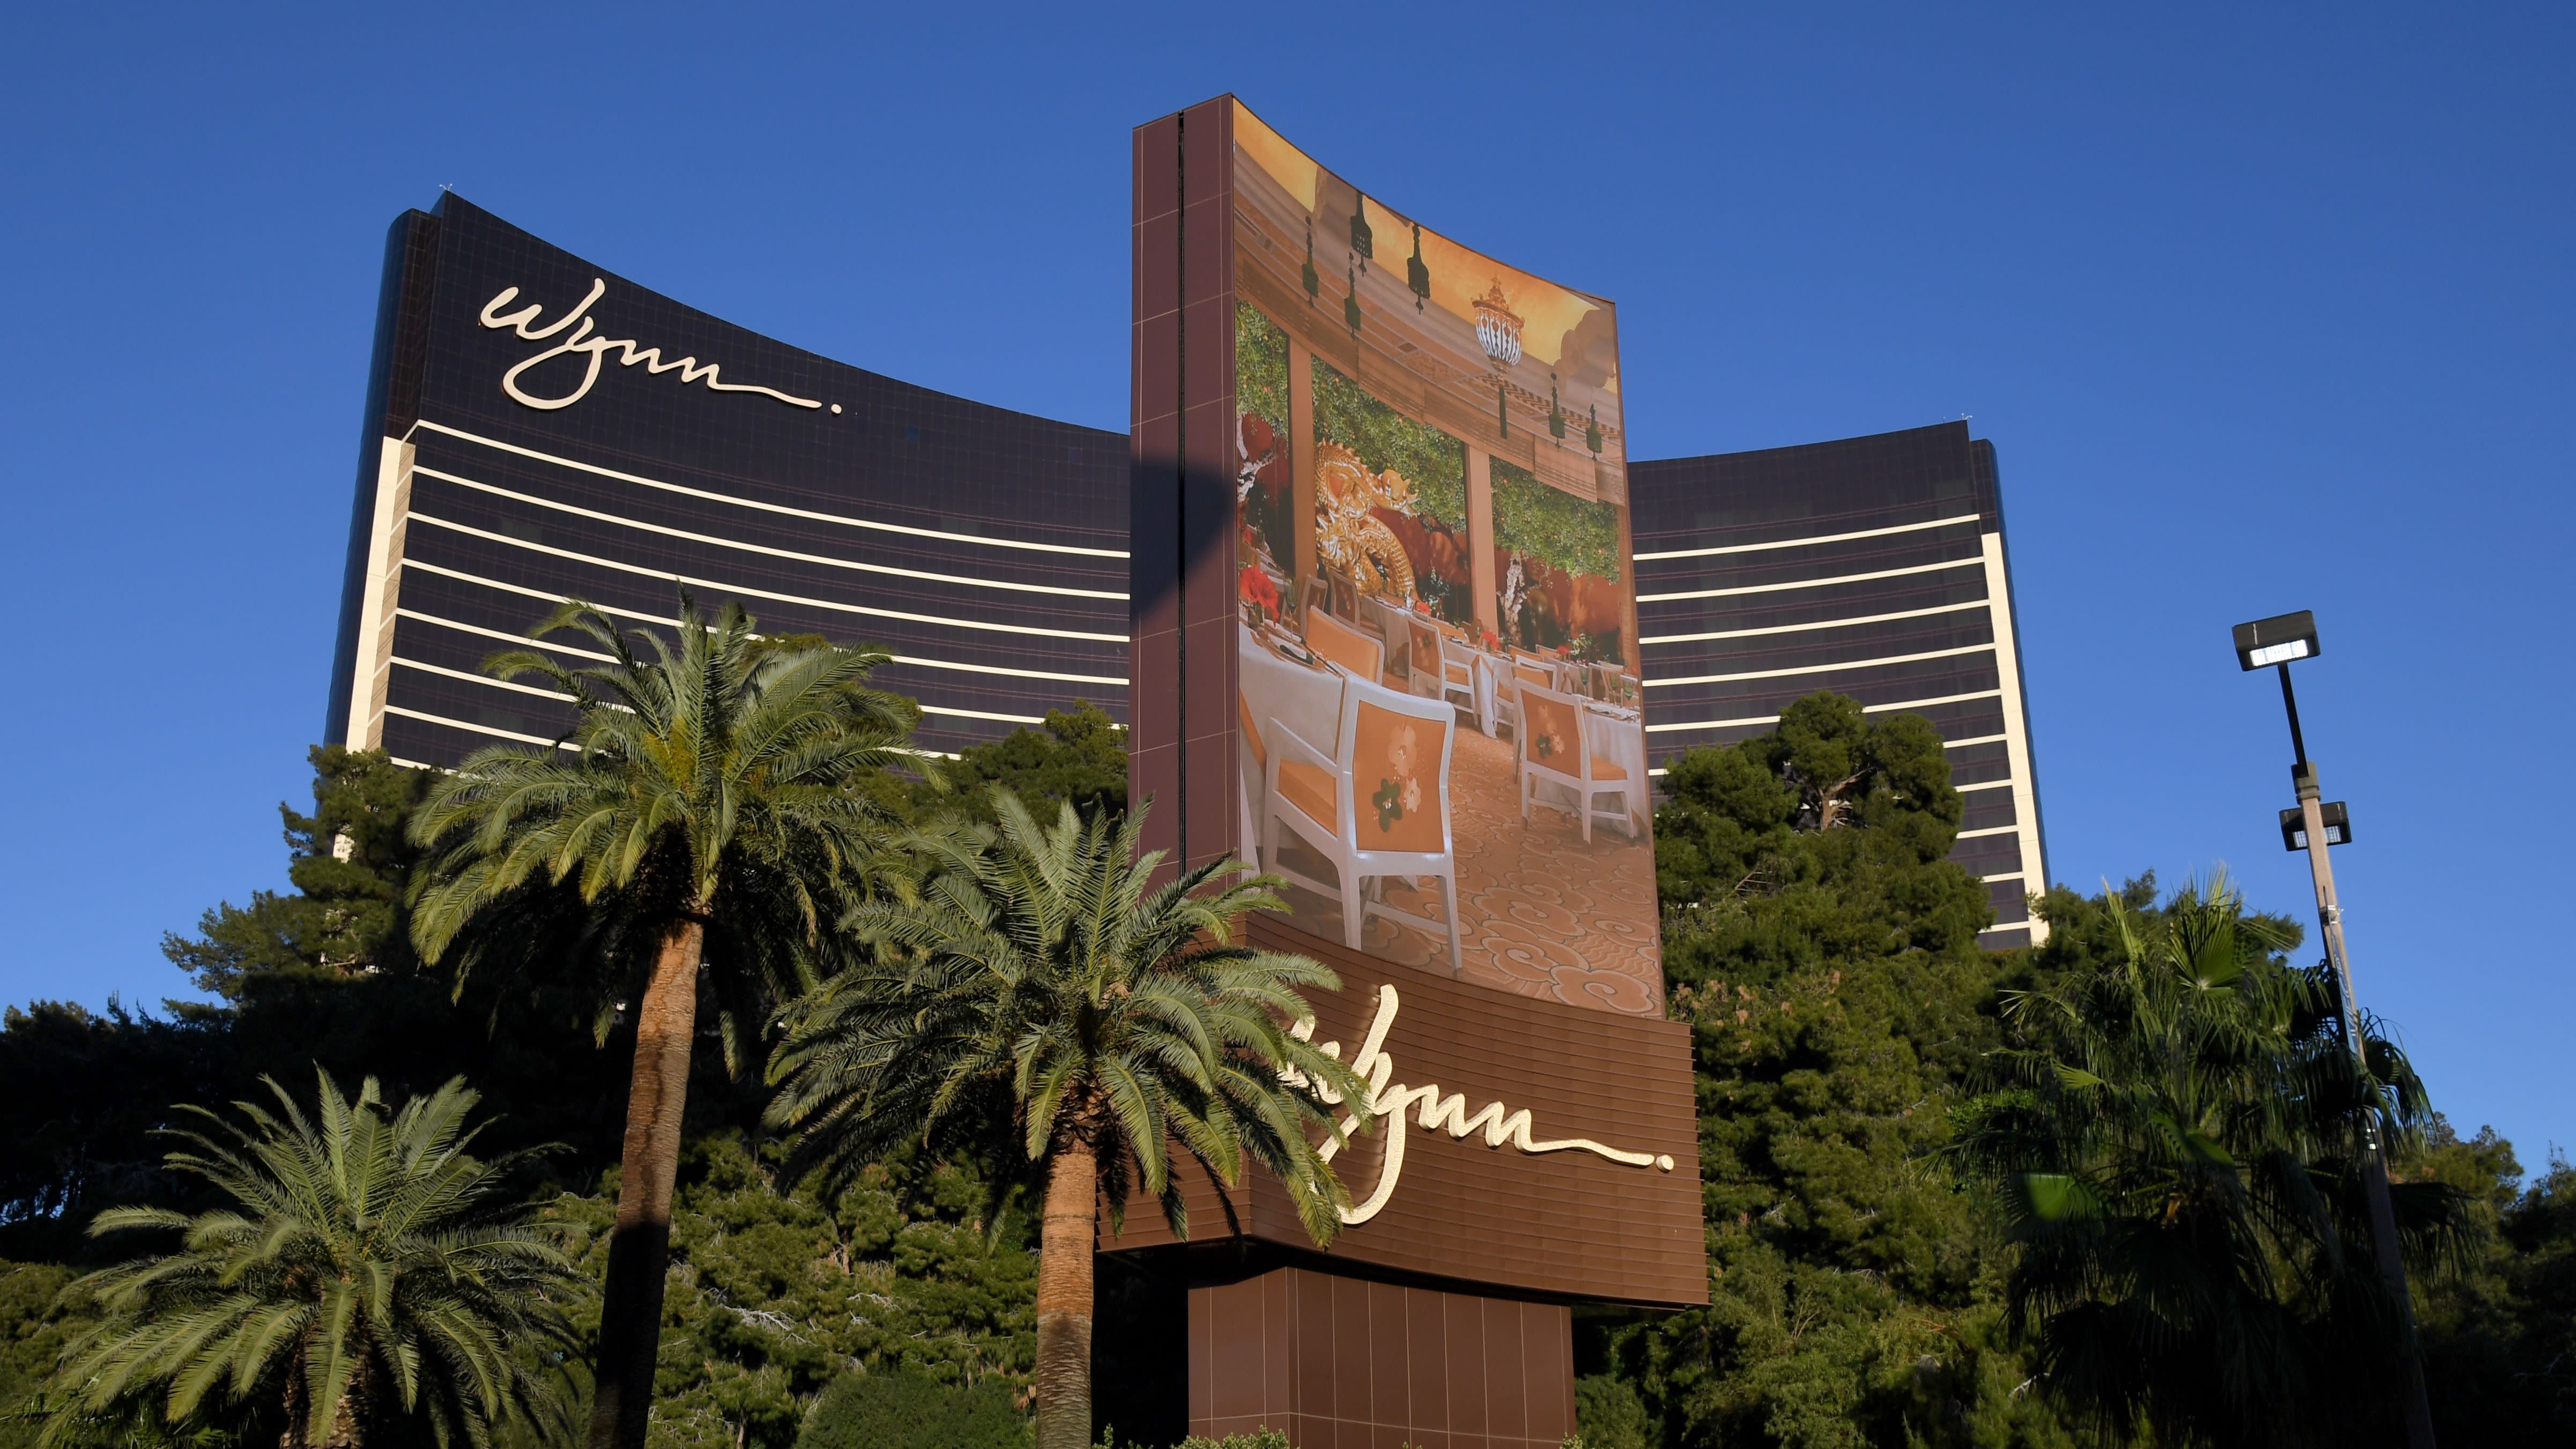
412,419,1130,560
1650,732,2013,778
1644,643,1991,690
399,608,617,662
384,704,578,750
398,652,1042,729
1955,824,2021,839
1645,688,2001,734
396,604,1126,687
1634,512,1983,562
1638,601,1987,648
383,701,997,755
395,656,590,700
413,465,1127,601
400,530,1131,644
918,703,1046,724
1637,557,1979,604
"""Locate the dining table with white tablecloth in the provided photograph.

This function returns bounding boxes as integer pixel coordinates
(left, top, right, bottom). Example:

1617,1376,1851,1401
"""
1579,701,1651,833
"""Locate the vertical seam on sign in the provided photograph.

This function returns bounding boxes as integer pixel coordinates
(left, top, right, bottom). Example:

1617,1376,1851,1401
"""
1174,110,1189,864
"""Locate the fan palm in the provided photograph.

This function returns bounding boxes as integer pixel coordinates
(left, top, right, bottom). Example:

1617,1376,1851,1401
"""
43,1072,584,1448
1953,874,2469,1445
764,792,1373,1449
405,594,916,1449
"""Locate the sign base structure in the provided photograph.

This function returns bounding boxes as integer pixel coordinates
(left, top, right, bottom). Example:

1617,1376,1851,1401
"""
1198,1266,1571,1447
1093,1254,1574,1449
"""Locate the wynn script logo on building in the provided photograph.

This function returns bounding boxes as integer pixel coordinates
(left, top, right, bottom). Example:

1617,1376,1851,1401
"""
478,279,826,413
1289,985,1676,1225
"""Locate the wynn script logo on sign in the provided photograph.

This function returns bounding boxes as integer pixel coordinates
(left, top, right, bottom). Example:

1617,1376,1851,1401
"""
1288,985,1676,1225
478,279,825,413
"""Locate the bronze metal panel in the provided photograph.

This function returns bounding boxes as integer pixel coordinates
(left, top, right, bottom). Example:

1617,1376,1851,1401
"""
1523,1304,1572,1441
1131,109,1186,875
1484,1299,1525,1443
1445,1292,1488,1440
1265,1268,1293,1428
1103,917,1706,1307
1330,1272,1370,1428
1182,1267,1574,1447
1169,1276,1566,1449
1367,1280,1408,1429
1407,1279,1449,1435
1187,1274,1213,1425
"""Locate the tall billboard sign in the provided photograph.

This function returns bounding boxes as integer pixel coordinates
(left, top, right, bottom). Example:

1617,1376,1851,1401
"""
1126,97,1703,1446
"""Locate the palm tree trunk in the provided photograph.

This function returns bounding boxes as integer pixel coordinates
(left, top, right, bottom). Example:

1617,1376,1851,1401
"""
1031,1139,1098,1449
587,916,704,1449
324,1368,363,1449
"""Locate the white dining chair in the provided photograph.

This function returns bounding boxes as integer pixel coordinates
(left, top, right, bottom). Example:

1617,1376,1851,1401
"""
1404,616,1447,699
1434,631,1483,728
1304,608,1384,682
1495,657,1553,744
1516,680,1638,842
1260,675,1463,974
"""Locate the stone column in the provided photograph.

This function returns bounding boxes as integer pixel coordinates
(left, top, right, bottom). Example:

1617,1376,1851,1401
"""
1466,445,1497,639
1288,338,1317,593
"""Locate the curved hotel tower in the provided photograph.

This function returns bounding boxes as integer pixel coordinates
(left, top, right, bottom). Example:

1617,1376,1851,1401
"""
327,195,2043,954
327,196,1130,770
1629,423,2048,946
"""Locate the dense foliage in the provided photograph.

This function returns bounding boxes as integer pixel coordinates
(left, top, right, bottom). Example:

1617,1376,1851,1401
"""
162,745,429,1000
1490,457,1621,584
547,1135,1036,1449
925,704,1129,827
792,1367,1026,1449
2,677,2571,1447
1954,877,2469,1445
1310,358,1465,528
767,793,1369,1449
1604,694,2063,1448
406,595,923,1449
1234,304,1288,445
44,1072,585,1448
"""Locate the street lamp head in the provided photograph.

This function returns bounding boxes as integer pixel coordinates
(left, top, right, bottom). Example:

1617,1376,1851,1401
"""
2280,801,2351,851
2233,610,2320,671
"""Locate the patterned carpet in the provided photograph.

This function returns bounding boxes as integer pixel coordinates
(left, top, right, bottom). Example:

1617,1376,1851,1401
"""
1265,722,1665,1016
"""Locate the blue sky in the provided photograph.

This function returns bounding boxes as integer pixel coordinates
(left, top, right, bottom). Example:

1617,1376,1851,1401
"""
2,5,2567,1164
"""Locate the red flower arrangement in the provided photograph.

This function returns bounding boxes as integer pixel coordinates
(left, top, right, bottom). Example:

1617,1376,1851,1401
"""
1238,566,1280,620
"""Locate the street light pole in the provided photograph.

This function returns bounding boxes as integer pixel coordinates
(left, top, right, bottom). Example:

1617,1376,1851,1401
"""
2237,615,2436,1448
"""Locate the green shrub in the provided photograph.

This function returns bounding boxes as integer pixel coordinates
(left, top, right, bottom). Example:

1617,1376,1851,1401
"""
1572,1372,1649,1449
797,1369,1026,1449
1095,1430,1288,1449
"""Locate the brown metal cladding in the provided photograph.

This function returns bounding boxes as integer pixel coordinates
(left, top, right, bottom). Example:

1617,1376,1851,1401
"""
1102,916,1707,1308
1130,111,1185,871
1186,1267,1575,1448
1135,95,1244,875
1176,98,1239,874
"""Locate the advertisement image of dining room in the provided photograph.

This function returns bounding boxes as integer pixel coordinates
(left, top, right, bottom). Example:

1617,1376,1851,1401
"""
1234,302,1660,1016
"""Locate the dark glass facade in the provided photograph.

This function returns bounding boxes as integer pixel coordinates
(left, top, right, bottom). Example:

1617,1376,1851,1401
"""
328,196,1129,768
1629,423,2049,947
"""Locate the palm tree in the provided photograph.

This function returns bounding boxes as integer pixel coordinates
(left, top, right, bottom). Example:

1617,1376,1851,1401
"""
43,1072,584,1448
1953,875,2469,1446
764,792,1373,1449
405,595,917,1449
